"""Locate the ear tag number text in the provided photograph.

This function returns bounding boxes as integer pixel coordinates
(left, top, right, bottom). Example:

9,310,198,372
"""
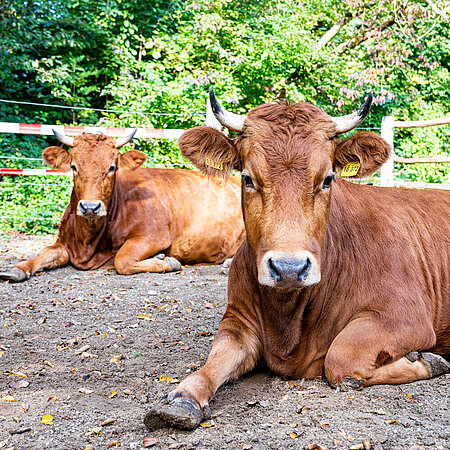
341,162,360,177
205,158,223,171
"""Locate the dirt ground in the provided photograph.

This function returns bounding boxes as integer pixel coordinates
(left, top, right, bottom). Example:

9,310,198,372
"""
0,233,448,450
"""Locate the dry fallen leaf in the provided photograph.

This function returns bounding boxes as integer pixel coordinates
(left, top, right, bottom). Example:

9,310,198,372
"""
386,419,398,424
46,396,60,402
74,344,90,355
99,418,116,427
306,445,325,450
81,352,98,358
200,420,216,427
79,388,94,394
290,432,299,439
1,395,17,402
338,429,355,441
37,317,46,324
106,441,120,448
21,402,29,412
143,436,159,447
44,360,54,368
6,371,27,378
110,355,123,363
41,414,53,425
84,426,102,437
108,390,117,398
137,314,152,319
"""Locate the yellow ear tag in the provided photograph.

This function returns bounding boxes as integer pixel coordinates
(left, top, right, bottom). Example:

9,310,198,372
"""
341,161,360,177
205,158,223,171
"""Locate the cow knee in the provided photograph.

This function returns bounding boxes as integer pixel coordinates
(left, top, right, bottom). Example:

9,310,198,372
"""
114,259,134,275
324,350,371,388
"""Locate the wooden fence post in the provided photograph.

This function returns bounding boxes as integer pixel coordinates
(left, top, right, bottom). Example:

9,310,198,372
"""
380,116,395,187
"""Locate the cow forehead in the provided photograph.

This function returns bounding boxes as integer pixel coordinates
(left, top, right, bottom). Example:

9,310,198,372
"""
240,102,336,178
70,134,118,165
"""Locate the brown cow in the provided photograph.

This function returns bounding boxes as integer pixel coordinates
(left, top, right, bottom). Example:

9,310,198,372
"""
144,88,450,430
0,129,244,282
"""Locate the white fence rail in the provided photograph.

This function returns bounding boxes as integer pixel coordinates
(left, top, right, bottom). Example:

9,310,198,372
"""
379,116,450,189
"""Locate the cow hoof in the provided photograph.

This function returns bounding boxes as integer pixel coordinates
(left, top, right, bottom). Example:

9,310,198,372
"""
336,376,365,392
0,267,27,282
420,352,450,377
144,397,203,430
166,257,182,272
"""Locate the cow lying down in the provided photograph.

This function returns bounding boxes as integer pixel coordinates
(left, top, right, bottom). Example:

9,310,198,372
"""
144,88,450,430
0,130,244,282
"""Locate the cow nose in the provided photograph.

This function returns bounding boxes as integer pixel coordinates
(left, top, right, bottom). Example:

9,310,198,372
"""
268,257,311,282
79,202,102,215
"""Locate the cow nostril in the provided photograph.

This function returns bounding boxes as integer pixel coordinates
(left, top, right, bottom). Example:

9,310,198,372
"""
93,203,101,214
79,203,87,214
268,258,282,282
298,258,311,280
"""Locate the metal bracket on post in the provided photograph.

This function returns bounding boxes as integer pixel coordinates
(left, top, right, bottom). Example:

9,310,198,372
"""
379,116,395,187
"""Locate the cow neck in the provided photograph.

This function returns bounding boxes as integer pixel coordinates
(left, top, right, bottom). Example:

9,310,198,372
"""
241,243,314,359
70,185,119,247
260,284,313,355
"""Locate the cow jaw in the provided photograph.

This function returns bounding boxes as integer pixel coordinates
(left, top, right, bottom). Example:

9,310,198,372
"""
257,250,321,289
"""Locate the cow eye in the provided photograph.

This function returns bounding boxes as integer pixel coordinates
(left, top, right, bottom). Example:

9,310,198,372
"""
242,173,255,190
108,165,116,174
70,165,77,173
322,173,335,190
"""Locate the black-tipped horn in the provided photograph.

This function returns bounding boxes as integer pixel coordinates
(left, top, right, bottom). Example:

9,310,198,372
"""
115,128,137,148
332,93,373,134
207,87,246,132
52,128,75,147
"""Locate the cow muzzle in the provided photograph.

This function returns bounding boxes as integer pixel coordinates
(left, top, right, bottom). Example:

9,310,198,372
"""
77,200,106,218
258,251,321,289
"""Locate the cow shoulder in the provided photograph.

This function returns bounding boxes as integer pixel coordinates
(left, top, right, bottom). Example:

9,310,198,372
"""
334,131,391,178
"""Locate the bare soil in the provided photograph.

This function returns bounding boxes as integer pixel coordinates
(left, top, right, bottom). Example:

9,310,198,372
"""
0,233,449,450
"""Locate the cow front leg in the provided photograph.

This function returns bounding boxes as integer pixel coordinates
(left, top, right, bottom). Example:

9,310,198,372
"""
114,236,181,275
324,316,447,389
144,317,262,430
0,241,69,282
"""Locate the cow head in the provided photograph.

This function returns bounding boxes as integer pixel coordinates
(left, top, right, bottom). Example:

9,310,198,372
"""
42,130,145,218
179,88,391,290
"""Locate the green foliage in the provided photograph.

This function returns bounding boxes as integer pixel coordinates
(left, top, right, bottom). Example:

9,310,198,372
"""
0,0,449,233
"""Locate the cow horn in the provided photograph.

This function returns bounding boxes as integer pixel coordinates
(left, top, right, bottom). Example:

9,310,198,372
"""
52,129,74,147
115,128,137,148
332,93,373,134
207,87,246,132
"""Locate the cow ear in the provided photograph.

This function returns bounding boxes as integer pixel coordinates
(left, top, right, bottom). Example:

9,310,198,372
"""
119,150,147,170
42,146,71,171
178,126,240,179
334,131,391,178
